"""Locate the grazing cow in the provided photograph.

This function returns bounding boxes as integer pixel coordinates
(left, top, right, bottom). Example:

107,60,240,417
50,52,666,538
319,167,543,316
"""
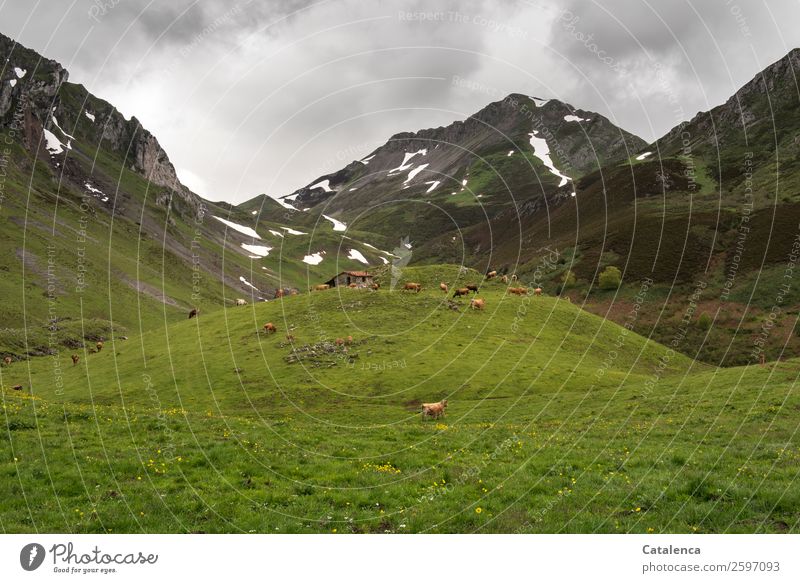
290,290,298,296
421,399,448,419
235,298,248,306
71,354,80,366
274,289,285,299
485,270,497,279
500,275,508,284
96,341,104,353
2,356,11,366
313,284,330,291
466,284,479,294
263,322,277,334
188,308,199,319
371,283,380,291
12,384,22,391
285,334,295,342
348,283,358,288
345,335,354,345
507,287,527,296
470,298,486,310
534,287,543,296
452,287,470,298
403,282,422,293
510,274,518,282
334,337,345,346
439,282,448,293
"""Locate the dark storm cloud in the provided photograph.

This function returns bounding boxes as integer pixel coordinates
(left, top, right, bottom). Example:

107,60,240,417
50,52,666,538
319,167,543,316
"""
1,0,799,201
549,0,800,140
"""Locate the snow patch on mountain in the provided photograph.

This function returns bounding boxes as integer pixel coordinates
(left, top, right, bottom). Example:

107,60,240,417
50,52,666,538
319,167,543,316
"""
310,179,334,192
507,150,514,156
13,67,26,78
42,128,65,155
528,130,571,188
239,276,260,291
269,229,285,238
241,244,272,257
404,163,429,184
563,115,587,122
212,216,261,239
52,117,76,141
359,154,376,164
347,249,369,265
85,182,109,203
8,79,16,87
636,151,653,160
303,252,324,265
275,197,300,211
322,214,347,232
388,149,427,175
84,111,95,122
424,180,441,193
281,227,307,235
531,96,549,107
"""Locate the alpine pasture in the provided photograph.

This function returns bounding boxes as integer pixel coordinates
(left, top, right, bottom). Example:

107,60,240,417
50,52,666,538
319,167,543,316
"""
1,266,798,533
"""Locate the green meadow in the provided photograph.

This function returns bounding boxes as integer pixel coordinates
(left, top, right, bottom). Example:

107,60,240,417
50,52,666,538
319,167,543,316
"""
1,266,798,533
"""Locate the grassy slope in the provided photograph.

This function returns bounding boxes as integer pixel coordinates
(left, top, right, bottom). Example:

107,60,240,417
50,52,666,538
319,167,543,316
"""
1,266,797,533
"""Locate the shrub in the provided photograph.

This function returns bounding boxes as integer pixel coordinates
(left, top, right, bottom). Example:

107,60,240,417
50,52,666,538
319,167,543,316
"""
598,266,622,290
561,270,576,288
697,312,712,330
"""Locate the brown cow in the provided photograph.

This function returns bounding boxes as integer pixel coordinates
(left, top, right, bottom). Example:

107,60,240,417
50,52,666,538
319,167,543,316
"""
264,322,277,334
507,287,528,296
290,290,298,296
274,289,285,299
403,282,422,293
500,274,508,284
371,283,380,291
348,283,358,288
313,284,330,291
422,399,448,419
12,384,23,391
452,287,470,298
345,335,354,345
334,337,345,346
470,298,485,310
285,334,295,342
188,308,199,319
510,274,518,282
466,284,479,294
96,341,104,353
71,354,80,366
534,287,543,296
2,356,11,366
485,270,497,279
439,282,448,293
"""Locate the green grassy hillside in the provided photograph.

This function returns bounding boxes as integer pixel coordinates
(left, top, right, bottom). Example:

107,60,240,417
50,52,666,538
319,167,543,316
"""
2,266,797,533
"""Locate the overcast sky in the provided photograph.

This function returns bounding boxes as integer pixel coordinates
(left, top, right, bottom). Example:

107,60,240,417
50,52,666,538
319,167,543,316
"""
2,0,799,203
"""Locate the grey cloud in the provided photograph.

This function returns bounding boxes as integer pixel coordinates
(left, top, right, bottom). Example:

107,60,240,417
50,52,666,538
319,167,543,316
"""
2,0,800,201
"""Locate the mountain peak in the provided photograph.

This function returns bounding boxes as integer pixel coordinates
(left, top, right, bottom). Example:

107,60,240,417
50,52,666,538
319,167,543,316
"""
280,92,646,216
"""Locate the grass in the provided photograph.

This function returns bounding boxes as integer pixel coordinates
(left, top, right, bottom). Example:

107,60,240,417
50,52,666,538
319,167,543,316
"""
1,265,798,533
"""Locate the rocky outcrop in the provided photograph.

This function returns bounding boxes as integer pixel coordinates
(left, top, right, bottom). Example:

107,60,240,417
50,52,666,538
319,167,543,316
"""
0,32,204,218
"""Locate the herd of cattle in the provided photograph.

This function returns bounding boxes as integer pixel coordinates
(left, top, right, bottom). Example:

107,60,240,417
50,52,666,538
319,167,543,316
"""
212,269,543,421
0,270,542,422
